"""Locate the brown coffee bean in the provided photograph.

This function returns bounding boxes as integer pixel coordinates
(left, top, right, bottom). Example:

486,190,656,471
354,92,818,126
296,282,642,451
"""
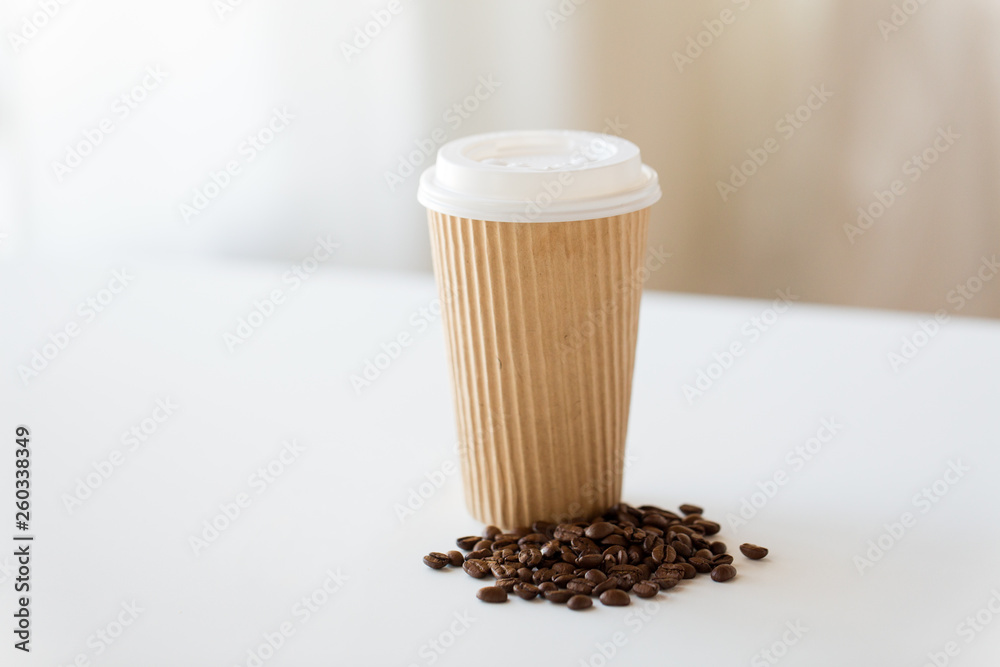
456,536,480,551
633,581,659,598
467,548,490,560
491,563,517,579
532,568,554,584
545,589,575,604
673,542,693,558
669,524,695,537
592,577,619,595
483,525,502,539
688,556,713,573
423,552,449,569
513,583,540,600
711,564,737,582
599,589,631,606
541,540,562,558
473,539,493,552
496,577,518,592
710,541,727,555
740,543,769,560
568,594,594,610
575,553,603,569
462,559,489,578
694,548,713,560
517,567,533,582
679,563,696,579
652,576,679,591
518,548,542,567
538,581,558,594
601,534,629,547
477,586,508,602
585,569,607,584
678,503,703,515
713,554,734,566
552,562,575,575
447,550,464,567
567,579,595,595
553,573,577,585
585,521,616,540
697,520,721,536
518,533,547,546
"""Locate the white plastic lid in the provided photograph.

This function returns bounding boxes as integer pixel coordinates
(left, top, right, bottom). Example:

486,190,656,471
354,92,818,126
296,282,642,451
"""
417,130,661,223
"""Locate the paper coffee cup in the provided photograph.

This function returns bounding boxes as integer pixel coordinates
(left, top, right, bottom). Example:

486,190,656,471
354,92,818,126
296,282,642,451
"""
418,130,661,528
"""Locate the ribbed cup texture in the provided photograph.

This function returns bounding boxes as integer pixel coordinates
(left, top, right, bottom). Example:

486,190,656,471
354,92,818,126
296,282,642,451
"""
428,209,650,528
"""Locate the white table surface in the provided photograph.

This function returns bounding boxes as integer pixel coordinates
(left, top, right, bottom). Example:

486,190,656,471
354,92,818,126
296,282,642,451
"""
2,257,999,667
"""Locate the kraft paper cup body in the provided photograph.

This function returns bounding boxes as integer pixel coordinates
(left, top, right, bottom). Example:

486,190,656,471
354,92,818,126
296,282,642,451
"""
418,130,660,528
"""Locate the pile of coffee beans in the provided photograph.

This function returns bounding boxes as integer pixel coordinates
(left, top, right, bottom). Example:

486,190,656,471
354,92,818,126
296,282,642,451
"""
423,502,769,610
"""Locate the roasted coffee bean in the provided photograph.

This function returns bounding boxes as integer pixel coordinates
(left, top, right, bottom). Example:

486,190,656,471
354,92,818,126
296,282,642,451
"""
477,585,508,602
642,514,672,531
541,540,562,559
467,548,491,560
679,503,703,515
599,589,631,606
662,545,677,563
473,539,493,552
585,569,607,584
697,521,721,536
576,553,603,568
496,577,518,592
513,583,540,600
456,536,481,551
491,539,517,551
585,521,616,540
711,564,737,582
518,533,547,546
673,542,693,558
601,534,629,547
462,559,489,578
679,563,697,579
483,525,502,539
553,573,577,585
554,524,584,541
447,550,464,567
538,581,558,594
518,548,543,567
650,544,666,564
491,563,518,579
532,521,554,535
423,552,449,569
688,556,713,573
567,579,595,595
552,562,575,575
532,567,554,584
561,549,578,564
592,577,619,595
740,543,769,560
632,581,659,598
694,549,714,560
517,567,534,583
710,541,727,555
652,576,679,591
669,524,695,537
545,589,575,604
713,554,734,566
568,594,594,610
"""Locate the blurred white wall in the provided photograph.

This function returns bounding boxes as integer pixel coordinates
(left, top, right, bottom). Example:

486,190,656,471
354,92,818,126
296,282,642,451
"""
1,0,998,316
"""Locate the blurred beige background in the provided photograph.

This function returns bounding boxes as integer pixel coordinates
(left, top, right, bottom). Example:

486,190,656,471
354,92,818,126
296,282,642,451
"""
1,0,998,316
